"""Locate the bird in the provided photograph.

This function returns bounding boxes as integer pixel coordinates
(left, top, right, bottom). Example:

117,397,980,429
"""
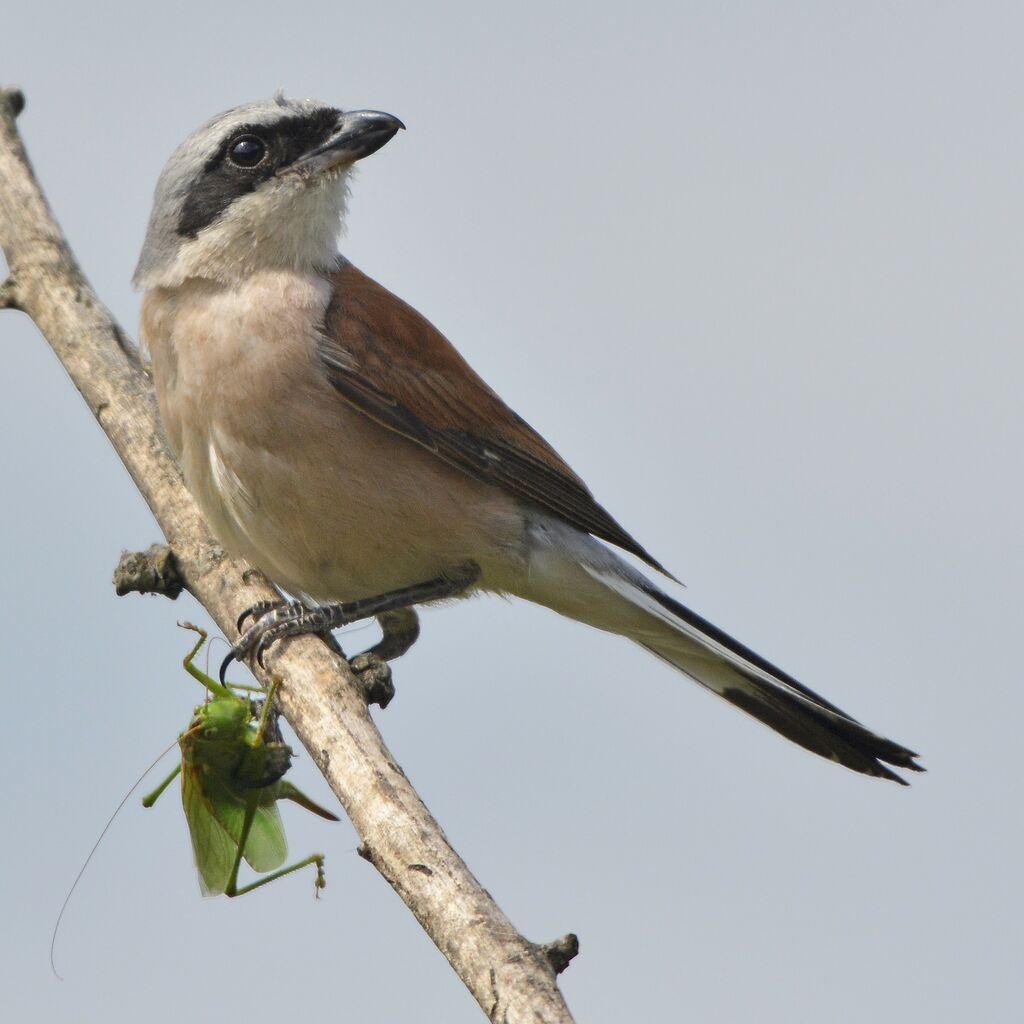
134,95,922,784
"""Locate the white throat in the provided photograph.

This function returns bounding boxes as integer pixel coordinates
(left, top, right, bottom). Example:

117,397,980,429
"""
142,172,351,289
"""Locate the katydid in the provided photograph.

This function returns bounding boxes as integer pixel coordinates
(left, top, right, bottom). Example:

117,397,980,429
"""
142,623,339,897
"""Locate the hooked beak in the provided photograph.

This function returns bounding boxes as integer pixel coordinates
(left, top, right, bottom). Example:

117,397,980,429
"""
288,109,405,176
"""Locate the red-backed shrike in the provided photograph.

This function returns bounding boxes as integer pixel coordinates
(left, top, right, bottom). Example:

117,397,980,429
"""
135,96,921,783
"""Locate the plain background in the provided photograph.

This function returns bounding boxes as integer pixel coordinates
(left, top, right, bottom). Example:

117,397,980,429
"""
2,3,1021,1021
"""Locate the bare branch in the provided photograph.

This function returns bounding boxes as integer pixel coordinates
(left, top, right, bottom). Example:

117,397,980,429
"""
0,86,576,1023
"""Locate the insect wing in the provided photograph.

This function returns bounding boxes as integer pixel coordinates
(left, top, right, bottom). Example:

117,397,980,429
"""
241,794,288,873
181,765,236,896
201,773,288,874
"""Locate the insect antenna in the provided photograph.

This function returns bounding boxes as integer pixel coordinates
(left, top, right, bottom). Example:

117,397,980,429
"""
49,731,197,979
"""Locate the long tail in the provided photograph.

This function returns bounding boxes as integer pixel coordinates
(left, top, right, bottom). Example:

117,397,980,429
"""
519,518,924,784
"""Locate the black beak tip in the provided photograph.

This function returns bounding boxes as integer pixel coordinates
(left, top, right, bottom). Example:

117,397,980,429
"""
293,109,407,171
359,111,406,144
352,113,404,159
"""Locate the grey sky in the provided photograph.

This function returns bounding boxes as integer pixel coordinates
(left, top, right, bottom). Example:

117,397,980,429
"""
2,2,1020,1021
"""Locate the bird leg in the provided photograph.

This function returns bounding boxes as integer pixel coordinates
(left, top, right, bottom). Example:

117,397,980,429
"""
344,608,422,708
367,607,421,661
221,562,480,683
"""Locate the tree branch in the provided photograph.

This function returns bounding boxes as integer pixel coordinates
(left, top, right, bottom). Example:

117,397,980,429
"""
0,86,577,1022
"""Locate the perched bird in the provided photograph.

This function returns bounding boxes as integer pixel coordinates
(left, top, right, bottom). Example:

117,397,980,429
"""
135,95,922,784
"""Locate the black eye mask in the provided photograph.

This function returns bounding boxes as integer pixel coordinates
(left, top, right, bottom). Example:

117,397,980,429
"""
176,108,340,239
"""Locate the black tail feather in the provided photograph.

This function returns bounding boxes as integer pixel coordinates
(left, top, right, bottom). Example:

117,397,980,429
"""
721,675,922,785
640,585,924,784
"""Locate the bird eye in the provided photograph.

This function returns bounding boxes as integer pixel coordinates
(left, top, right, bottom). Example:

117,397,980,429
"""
227,134,267,168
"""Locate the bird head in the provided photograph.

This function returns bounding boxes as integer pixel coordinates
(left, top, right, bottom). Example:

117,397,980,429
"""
133,95,403,289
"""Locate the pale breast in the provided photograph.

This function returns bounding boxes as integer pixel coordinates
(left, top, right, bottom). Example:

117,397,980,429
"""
141,270,528,602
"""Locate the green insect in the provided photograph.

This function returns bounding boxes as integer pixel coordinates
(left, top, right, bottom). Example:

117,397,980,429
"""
142,623,339,897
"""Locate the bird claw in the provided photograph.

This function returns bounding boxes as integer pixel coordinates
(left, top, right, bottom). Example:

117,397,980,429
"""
221,600,314,682
236,600,282,633
221,602,399,708
349,652,395,709
219,566,480,683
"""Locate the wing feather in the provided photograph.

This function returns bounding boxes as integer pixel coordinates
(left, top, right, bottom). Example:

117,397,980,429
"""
319,262,673,578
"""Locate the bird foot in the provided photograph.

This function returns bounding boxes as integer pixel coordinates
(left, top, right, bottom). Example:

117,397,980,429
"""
222,600,332,681
349,652,395,708
220,561,481,683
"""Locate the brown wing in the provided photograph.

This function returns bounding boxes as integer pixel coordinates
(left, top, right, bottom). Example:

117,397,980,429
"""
318,260,673,577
